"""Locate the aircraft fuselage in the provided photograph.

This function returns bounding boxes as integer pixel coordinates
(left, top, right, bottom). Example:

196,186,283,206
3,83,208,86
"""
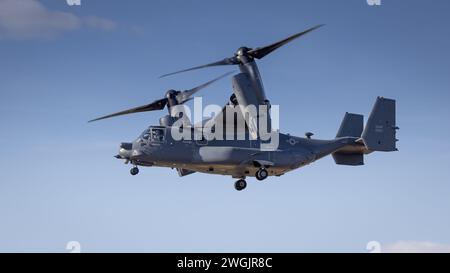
118,126,366,179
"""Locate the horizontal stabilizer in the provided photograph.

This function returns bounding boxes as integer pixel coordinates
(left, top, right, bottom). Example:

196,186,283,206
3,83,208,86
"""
332,153,364,166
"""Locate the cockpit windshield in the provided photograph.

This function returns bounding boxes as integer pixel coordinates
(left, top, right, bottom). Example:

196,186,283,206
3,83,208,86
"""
140,129,150,140
140,127,165,142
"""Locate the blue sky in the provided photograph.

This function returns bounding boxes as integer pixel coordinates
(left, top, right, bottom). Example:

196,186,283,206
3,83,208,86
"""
1,0,450,252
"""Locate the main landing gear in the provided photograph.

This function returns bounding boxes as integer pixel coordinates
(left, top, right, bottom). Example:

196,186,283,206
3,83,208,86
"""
234,168,269,191
255,168,268,181
234,179,247,191
130,166,139,176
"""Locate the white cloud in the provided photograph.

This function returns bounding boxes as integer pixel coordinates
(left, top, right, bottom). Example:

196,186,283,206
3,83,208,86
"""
0,0,116,40
384,241,450,253
84,16,116,31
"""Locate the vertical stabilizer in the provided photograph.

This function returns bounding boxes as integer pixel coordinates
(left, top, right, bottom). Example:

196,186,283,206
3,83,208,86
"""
336,112,363,138
361,97,398,152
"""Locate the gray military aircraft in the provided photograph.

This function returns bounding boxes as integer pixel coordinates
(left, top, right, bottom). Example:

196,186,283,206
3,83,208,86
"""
90,25,399,191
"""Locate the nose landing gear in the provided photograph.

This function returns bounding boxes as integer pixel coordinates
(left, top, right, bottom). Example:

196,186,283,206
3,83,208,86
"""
234,179,247,191
130,166,139,176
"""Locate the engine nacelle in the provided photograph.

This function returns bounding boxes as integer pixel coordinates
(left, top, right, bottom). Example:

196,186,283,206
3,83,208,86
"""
159,115,174,127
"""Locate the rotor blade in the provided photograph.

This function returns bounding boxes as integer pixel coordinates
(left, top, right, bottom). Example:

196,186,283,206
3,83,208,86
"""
88,98,168,123
159,57,238,78
248,24,324,59
176,71,234,103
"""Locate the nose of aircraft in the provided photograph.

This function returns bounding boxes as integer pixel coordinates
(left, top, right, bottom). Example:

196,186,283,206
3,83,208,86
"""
116,142,133,159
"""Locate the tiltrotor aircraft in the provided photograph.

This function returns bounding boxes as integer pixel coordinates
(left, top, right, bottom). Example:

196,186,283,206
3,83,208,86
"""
90,25,399,191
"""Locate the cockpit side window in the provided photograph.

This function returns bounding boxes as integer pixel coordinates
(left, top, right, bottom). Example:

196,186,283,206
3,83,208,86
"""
151,128,165,142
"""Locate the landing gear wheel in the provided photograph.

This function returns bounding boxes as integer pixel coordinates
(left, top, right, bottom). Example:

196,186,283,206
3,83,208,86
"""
255,168,268,181
130,167,139,176
234,179,247,191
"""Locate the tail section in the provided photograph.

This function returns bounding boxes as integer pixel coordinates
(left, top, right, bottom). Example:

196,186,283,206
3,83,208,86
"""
361,97,398,152
332,97,398,166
